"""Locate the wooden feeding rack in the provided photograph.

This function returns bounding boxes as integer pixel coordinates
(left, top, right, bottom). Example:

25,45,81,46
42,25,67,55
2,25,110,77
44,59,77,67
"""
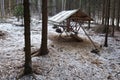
49,9,99,54
49,9,93,36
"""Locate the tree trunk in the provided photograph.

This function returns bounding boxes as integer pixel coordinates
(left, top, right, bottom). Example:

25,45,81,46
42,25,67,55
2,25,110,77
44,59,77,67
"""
102,0,105,25
111,0,116,36
1,0,5,18
23,0,32,75
87,0,91,29
52,0,56,15
16,0,19,4
66,0,72,10
37,0,42,20
62,0,66,10
8,0,11,17
104,0,110,47
39,0,48,55
79,0,82,10
116,0,120,31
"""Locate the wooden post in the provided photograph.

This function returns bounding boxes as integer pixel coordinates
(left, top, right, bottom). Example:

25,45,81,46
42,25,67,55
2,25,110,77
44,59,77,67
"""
67,19,70,32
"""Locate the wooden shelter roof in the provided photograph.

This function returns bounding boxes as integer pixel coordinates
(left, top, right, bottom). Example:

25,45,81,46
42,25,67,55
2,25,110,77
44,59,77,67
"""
49,9,93,24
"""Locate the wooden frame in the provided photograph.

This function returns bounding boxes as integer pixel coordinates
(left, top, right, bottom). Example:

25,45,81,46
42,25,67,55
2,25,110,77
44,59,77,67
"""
49,9,93,36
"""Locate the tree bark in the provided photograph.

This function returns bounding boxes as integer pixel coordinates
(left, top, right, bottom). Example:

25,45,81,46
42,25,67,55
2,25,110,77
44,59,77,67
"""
104,0,110,47
37,0,42,20
8,0,11,16
79,0,82,9
24,0,32,75
116,0,120,30
87,0,91,29
52,0,56,15
1,0,5,18
39,0,48,55
102,0,105,25
111,0,116,36
62,0,66,10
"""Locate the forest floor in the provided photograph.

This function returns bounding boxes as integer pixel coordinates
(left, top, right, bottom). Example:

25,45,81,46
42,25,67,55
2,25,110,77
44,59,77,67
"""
0,18,120,80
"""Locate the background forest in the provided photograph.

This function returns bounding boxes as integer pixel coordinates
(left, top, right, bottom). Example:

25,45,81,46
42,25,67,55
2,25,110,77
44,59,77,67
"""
0,0,120,80
0,0,120,27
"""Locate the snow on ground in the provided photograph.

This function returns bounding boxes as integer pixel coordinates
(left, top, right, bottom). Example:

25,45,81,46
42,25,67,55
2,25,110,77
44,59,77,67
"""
0,19,120,80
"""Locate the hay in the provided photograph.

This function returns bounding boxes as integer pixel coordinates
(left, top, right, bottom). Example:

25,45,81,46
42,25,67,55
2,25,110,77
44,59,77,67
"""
48,33,100,50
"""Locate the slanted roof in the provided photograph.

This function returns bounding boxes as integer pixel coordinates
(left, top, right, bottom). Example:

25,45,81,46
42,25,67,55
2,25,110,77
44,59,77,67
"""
49,9,93,24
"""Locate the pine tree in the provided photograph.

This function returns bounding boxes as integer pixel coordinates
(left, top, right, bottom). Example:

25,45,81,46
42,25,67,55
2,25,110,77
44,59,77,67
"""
24,0,32,75
38,0,48,55
104,0,110,47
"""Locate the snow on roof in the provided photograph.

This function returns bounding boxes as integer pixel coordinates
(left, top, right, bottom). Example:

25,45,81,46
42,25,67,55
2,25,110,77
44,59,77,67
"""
48,9,93,25
49,9,78,24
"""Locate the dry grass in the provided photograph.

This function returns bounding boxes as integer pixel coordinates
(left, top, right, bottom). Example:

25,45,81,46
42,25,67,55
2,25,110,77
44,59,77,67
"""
48,34,100,50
